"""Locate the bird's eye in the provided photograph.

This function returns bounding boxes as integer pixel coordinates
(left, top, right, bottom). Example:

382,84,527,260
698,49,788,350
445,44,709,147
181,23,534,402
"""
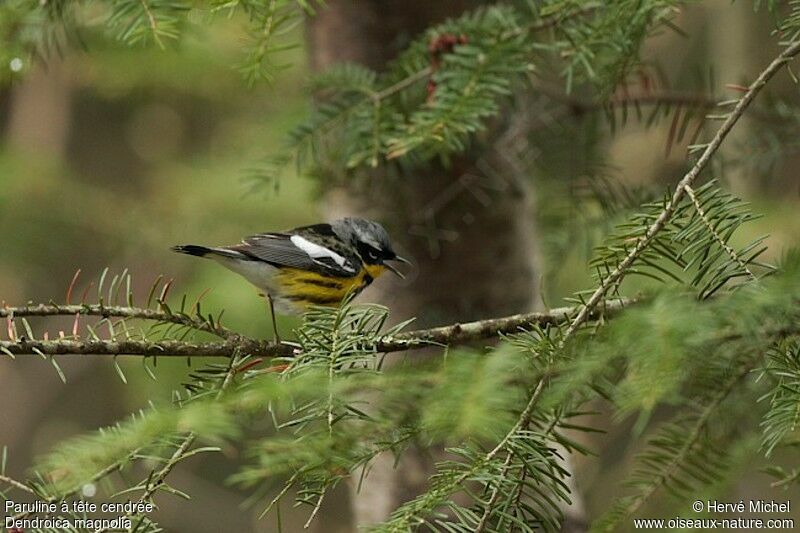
357,241,383,262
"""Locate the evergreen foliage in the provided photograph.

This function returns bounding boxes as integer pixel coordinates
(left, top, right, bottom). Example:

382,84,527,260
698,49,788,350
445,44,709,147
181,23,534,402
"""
2,1,800,532
0,0,319,83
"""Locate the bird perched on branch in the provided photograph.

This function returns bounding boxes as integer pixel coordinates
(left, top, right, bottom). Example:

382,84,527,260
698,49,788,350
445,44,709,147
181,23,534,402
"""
172,217,409,341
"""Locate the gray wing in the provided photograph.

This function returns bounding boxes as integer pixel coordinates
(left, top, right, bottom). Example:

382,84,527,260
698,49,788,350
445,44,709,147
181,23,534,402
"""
230,233,360,278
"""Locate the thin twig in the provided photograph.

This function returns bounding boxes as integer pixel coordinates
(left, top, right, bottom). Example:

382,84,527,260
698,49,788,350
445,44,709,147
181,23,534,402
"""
135,433,197,502
304,490,326,529
385,380,548,529
0,474,37,495
771,469,800,488
372,67,432,102
139,0,163,48
683,184,757,281
11,454,138,521
474,431,519,532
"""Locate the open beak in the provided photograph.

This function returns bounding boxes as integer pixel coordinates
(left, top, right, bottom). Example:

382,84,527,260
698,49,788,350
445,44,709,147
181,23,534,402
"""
385,256,411,278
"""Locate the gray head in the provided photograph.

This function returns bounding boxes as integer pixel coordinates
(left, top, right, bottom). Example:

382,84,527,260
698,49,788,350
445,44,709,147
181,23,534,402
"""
331,217,410,276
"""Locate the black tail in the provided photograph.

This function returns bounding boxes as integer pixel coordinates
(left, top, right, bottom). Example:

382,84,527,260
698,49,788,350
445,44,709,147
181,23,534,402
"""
172,244,212,257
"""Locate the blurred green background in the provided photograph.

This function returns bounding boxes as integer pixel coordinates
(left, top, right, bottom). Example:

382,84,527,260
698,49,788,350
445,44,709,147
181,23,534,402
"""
1,3,800,532
0,18,349,532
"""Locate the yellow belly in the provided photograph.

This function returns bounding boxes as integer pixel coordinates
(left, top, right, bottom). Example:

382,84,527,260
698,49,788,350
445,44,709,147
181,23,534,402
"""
276,264,386,308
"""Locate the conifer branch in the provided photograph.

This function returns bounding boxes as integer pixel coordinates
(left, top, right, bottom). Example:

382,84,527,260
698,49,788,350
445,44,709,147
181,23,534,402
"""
357,4,597,105
526,3,599,31
597,357,758,531
0,338,274,358
379,298,630,350
0,303,236,339
683,184,757,281
0,299,630,358
473,382,545,533
13,352,248,527
562,38,800,340
96,351,245,532
137,434,196,499
9,453,144,521
472,38,800,530
380,380,549,531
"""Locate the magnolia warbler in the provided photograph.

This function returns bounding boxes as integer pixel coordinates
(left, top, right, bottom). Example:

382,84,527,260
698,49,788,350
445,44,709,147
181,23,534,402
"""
172,217,409,339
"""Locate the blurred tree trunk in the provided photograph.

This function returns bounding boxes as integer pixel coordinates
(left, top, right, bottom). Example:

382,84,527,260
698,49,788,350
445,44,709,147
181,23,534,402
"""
705,0,759,195
6,60,72,159
306,2,582,529
0,57,83,500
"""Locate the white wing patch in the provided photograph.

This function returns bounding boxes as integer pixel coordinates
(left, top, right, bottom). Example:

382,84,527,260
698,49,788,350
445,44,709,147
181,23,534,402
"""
290,235,355,273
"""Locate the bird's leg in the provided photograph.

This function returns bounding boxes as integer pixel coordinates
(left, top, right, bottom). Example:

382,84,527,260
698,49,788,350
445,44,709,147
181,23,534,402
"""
266,293,280,344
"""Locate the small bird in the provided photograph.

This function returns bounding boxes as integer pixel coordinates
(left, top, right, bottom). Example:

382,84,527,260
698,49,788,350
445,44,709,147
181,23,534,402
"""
172,217,409,341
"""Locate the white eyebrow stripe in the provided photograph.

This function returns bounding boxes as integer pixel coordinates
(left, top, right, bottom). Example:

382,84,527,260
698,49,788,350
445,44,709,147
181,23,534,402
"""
290,235,355,272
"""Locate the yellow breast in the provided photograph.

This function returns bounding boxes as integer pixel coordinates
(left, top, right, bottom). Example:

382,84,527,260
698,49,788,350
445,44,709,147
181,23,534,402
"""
276,264,387,308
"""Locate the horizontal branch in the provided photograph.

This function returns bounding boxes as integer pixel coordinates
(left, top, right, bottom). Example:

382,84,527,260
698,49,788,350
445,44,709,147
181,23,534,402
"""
0,299,631,358
378,298,629,350
0,303,235,339
0,338,277,358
